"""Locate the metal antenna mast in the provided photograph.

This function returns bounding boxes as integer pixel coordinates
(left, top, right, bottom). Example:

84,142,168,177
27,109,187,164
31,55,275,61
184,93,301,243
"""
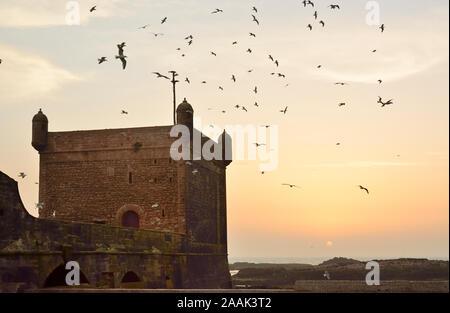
168,71,179,124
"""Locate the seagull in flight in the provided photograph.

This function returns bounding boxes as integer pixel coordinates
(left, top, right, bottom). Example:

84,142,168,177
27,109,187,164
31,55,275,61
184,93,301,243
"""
89,6,97,12
249,32,256,37
36,202,44,210
252,6,258,13
211,8,224,14
324,271,331,280
231,74,236,82
254,143,266,147
242,106,248,112
335,82,348,86
378,79,383,84
307,24,313,31
150,32,164,37
319,20,325,27
232,41,238,45
338,102,346,107
210,51,217,56
377,96,393,107
329,4,340,9
246,48,253,53
98,57,107,64
280,106,288,114
138,24,150,30
121,110,128,115
18,172,26,179
253,86,258,94
314,11,318,19
380,24,385,33
358,185,369,194
161,17,167,24
185,35,193,40
269,55,274,61
185,77,190,83
275,60,279,67
252,15,259,25
153,72,170,79
282,183,300,188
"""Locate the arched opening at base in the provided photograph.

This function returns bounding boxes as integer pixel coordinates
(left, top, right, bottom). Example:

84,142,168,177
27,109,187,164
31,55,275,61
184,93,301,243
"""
43,264,89,288
121,210,139,228
120,271,143,288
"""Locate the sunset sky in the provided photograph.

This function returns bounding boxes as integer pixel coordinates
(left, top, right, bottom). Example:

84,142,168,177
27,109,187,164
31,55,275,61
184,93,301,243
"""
0,0,448,260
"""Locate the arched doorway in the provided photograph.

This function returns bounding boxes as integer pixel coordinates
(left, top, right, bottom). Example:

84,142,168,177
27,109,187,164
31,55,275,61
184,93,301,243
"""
122,210,139,228
120,271,143,288
43,264,89,288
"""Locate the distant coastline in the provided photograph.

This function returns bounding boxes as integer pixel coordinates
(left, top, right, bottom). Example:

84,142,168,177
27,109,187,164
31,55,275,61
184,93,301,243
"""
229,256,449,266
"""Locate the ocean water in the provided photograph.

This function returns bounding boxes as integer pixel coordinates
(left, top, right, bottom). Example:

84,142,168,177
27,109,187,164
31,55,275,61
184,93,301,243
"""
228,256,449,265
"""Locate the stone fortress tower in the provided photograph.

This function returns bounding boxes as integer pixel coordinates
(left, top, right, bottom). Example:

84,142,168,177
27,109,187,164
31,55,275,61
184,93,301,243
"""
0,99,233,291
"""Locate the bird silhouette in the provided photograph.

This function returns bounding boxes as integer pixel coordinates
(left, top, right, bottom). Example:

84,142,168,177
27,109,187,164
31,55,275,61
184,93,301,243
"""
335,82,348,86
358,185,369,194
187,40,193,45
338,102,346,107
252,15,259,25
249,32,256,37
98,57,107,64
275,60,279,67
252,6,258,13
161,17,167,24
153,72,170,79
138,24,150,29
307,24,313,31
242,106,248,112
380,24,385,33
18,172,26,179
319,20,325,27
89,6,97,12
121,110,128,115
231,75,236,82
377,96,393,107
150,32,164,37
232,41,238,45
329,4,340,9
254,143,266,147
253,86,258,94
280,106,288,114
246,48,253,53
115,55,127,69
254,102,259,107
211,8,224,14
210,51,217,56
314,11,318,19
282,183,300,188
378,79,383,84
185,35,193,40
269,55,274,61
307,1,314,7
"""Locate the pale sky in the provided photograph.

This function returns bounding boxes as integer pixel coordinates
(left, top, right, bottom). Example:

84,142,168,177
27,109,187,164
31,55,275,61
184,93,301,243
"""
0,0,448,260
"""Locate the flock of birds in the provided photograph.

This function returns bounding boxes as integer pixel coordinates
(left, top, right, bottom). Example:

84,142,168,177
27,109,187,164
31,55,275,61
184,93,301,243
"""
8,2,400,214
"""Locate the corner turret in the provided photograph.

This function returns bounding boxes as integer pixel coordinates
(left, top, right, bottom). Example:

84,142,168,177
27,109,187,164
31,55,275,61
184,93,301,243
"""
32,109,48,152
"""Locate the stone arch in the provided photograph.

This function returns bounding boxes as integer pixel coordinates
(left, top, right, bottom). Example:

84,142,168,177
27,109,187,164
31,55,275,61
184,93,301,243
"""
120,270,144,288
43,264,89,288
115,204,144,228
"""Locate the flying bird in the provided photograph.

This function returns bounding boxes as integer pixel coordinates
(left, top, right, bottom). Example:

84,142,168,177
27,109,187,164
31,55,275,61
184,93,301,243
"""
280,106,288,114
307,24,313,31
161,17,167,24
89,6,97,12
150,32,164,37
253,86,258,94
246,48,252,53
36,202,44,210
254,102,259,107
274,60,279,67
377,96,393,107
18,172,26,179
249,32,256,37
252,15,259,25
269,55,274,61
219,86,224,91
317,65,322,68
98,57,107,64
358,185,369,194
378,79,383,84
242,106,248,112
335,82,348,86
138,24,150,30
329,4,340,9
319,20,325,27
185,35,193,40
187,40,193,45
153,72,170,79
184,77,190,84
210,51,217,56
313,11,318,19
338,102,346,107
282,183,300,188
324,271,331,280
211,8,224,14
307,0,314,7
380,24,385,33
254,143,266,147
121,110,128,115
372,49,377,53
232,41,238,45
231,75,236,82
252,6,258,13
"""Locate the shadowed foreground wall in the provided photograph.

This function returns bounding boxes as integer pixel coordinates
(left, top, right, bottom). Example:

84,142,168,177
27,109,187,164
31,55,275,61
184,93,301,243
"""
0,171,231,292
